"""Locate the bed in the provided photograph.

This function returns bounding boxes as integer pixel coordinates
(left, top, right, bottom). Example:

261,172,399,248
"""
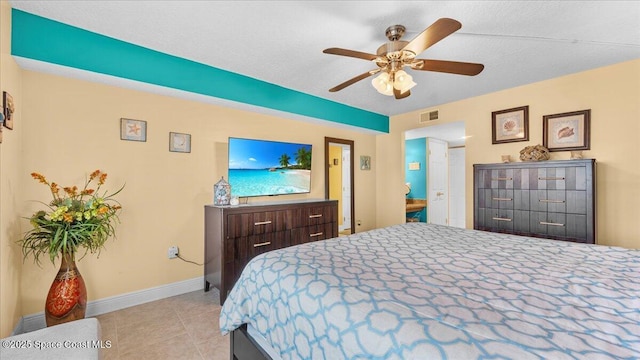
219,222,640,359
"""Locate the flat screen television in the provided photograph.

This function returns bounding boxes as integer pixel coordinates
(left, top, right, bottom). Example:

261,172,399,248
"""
228,137,312,197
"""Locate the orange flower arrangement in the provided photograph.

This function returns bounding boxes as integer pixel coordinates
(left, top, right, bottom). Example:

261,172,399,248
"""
20,170,124,265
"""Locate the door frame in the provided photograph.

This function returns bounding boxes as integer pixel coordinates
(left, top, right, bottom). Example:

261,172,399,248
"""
324,137,355,234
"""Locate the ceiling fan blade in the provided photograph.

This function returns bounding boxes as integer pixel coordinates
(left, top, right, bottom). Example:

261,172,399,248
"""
394,88,411,99
412,59,484,76
323,47,378,61
402,18,462,56
329,69,379,92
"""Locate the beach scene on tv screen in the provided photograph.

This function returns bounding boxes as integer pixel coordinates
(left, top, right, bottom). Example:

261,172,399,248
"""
228,138,312,197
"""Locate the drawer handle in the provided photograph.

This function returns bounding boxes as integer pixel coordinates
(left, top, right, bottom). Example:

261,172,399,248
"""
538,177,565,180
539,199,565,203
254,221,272,226
492,217,512,222
492,197,512,201
309,214,323,219
540,221,565,227
310,232,323,237
491,177,512,181
253,241,271,248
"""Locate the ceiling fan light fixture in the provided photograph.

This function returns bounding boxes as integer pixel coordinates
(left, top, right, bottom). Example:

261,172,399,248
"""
393,70,416,93
372,72,394,96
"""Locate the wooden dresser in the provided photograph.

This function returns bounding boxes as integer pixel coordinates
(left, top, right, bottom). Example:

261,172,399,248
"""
204,199,338,304
473,159,596,243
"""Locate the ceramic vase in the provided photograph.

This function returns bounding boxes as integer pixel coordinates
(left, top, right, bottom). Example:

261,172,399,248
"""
214,176,231,205
45,253,87,326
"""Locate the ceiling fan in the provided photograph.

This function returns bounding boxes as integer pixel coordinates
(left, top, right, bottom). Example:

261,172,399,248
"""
323,18,484,99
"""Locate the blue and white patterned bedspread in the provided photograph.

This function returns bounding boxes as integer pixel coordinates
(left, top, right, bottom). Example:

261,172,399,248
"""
220,223,640,359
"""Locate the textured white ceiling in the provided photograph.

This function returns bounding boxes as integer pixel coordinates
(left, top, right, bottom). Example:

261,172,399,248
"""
9,1,640,118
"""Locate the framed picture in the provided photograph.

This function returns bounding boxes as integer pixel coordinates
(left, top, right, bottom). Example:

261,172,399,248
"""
169,132,191,153
120,118,147,142
491,105,529,144
360,155,371,170
543,109,591,152
3,91,15,130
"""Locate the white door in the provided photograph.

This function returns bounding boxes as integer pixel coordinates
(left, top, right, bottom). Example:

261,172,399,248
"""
427,138,449,225
448,148,466,228
341,146,352,231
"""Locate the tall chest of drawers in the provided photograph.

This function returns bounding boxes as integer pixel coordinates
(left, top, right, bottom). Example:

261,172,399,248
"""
473,159,596,243
204,199,338,304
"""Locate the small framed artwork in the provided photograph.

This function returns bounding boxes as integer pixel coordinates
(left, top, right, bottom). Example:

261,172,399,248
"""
169,132,191,153
3,91,15,130
360,155,371,170
543,109,591,152
120,118,147,142
491,105,529,144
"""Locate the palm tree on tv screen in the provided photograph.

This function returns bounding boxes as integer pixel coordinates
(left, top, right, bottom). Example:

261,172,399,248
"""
279,154,291,168
295,148,311,169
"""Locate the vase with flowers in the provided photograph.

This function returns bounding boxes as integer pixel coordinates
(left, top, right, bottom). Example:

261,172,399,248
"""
19,170,123,326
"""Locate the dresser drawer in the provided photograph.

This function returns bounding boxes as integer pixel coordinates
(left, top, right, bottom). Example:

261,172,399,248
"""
490,189,514,209
484,209,515,232
530,212,566,238
477,189,514,209
226,210,290,237
476,168,515,189
532,168,567,190
530,190,567,213
233,235,275,261
233,231,291,261
292,223,336,245
293,205,335,227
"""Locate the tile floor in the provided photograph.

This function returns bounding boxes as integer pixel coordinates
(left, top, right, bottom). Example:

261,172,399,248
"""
96,289,229,360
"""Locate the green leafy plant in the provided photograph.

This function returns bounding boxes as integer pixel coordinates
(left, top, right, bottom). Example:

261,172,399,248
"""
19,170,124,266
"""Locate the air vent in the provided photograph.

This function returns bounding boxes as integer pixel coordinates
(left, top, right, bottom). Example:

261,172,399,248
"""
419,110,439,123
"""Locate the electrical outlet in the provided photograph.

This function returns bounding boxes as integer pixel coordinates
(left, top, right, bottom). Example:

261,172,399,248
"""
168,246,179,259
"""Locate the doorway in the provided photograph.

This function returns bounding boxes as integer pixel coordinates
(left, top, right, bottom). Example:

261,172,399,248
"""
404,121,466,228
324,137,355,235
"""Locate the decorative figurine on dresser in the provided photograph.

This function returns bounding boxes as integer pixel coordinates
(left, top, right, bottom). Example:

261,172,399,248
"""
473,159,596,243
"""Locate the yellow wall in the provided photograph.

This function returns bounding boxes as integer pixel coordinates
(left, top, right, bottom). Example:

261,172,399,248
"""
0,1,25,337
378,59,640,249
328,144,343,226
13,70,377,317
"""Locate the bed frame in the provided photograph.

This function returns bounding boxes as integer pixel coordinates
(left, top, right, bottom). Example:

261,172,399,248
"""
230,324,272,360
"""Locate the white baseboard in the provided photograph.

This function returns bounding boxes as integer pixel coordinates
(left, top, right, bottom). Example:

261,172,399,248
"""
16,276,204,334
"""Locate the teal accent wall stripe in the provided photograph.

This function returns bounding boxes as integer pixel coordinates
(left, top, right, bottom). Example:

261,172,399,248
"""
11,9,389,133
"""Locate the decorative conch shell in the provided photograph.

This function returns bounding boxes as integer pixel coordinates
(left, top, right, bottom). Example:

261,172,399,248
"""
557,126,574,139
